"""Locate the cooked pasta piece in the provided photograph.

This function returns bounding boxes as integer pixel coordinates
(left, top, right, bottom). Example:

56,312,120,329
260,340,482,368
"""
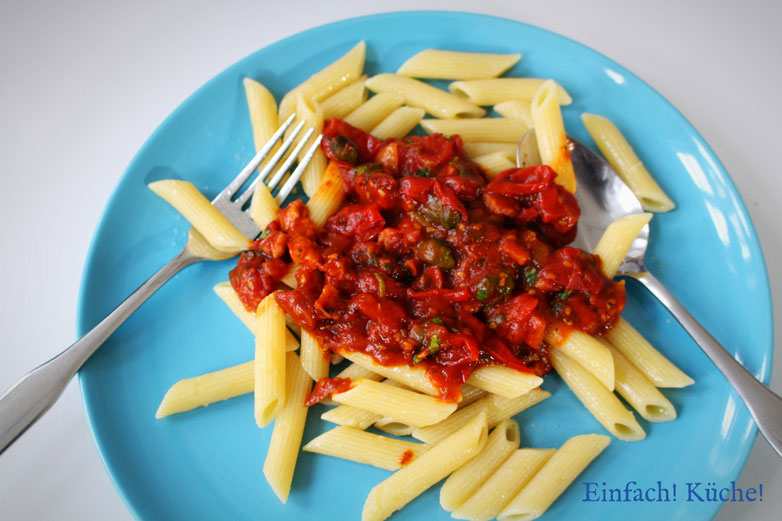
307,161,345,227
449,78,572,106
413,389,549,445
550,348,645,441
155,361,254,418
184,228,235,260
366,73,485,118
472,151,517,178
440,419,521,511
304,426,428,471
465,366,543,399
301,149,328,198
373,417,416,437
254,292,287,427
332,379,456,427
458,384,488,408
453,448,556,521
279,264,298,289
362,411,488,521
340,352,438,395
608,343,677,422
606,317,694,387
278,41,366,122
321,404,382,430
397,50,520,80
336,363,384,382
343,92,405,131
148,180,249,252
300,330,329,381
249,182,279,231
320,75,368,119
530,80,576,193
498,434,610,521
370,106,425,139
420,118,527,143
493,100,533,127
462,142,518,159
582,113,675,212
545,329,615,390
593,213,652,278
263,351,311,503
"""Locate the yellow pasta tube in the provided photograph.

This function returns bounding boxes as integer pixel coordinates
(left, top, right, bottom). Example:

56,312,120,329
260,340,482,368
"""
343,92,405,131
366,73,485,118
420,118,527,143
320,75,368,119
440,419,521,511
593,213,653,278
462,142,518,159
493,100,534,127
453,448,556,521
472,152,517,178
155,361,254,418
606,317,694,387
321,404,382,430
545,329,615,391
185,228,235,260
608,343,677,422
254,292,287,427
332,379,456,428
301,148,328,198
449,78,572,106
249,182,279,231
582,113,675,212
362,411,488,521
244,77,279,158
550,348,645,441
530,80,576,193
499,434,610,521
373,417,416,437
397,50,520,80
465,366,543,399
369,106,425,139
263,351,311,503
459,384,488,408
300,330,329,381
278,41,366,122
306,161,345,227
148,180,249,252
340,351,438,395
303,426,428,471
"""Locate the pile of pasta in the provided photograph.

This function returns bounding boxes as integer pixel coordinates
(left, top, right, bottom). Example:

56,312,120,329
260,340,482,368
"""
151,43,693,521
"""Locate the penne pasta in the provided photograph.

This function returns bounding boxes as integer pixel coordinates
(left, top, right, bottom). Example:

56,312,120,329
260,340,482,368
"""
530,80,576,193
304,426,428,471
155,361,254,418
300,329,329,381
369,106,425,139
606,317,694,388
462,141,518,159
582,113,675,212
320,75,368,120
458,384,488,409
493,100,533,127
306,161,345,227
301,149,328,199
465,366,543,399
366,73,485,118
185,228,235,260
499,434,610,521
249,182,279,231
420,118,527,143
362,411,489,521
263,351,311,503
453,448,556,521
472,151,517,178
343,92,405,131
254,292,287,427
321,404,382,430
440,419,521,512
545,329,615,391
550,348,645,441
148,180,249,253
397,50,520,80
332,379,456,428
608,343,677,422
593,213,653,278
373,417,416,437
449,78,572,106
278,42,366,122
336,362,384,382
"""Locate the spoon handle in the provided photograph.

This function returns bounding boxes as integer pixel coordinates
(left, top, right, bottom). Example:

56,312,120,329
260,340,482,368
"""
635,271,782,457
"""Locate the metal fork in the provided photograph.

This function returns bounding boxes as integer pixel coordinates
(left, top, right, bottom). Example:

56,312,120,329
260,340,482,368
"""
0,114,323,455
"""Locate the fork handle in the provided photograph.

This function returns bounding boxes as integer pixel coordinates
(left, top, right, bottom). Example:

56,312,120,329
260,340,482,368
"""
635,271,782,457
0,247,200,456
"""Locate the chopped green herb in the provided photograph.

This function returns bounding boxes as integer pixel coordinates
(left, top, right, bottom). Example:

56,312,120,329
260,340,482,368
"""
258,229,271,240
428,335,441,354
450,328,461,334
373,272,386,297
524,267,538,286
476,289,489,301
355,162,383,175
558,290,572,300
413,167,433,177
429,317,445,324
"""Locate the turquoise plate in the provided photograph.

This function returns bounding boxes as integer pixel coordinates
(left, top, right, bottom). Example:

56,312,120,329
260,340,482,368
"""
78,11,773,521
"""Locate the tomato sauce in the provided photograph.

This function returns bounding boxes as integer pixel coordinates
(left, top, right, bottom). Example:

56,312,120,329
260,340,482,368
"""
230,119,625,401
304,377,353,406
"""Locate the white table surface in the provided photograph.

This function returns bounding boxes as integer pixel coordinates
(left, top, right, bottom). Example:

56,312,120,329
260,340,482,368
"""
0,0,779,519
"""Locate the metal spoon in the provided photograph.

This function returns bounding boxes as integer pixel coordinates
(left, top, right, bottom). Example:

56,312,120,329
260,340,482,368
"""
518,130,782,456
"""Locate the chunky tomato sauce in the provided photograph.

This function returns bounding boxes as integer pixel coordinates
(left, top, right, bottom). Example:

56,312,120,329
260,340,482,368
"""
230,119,625,401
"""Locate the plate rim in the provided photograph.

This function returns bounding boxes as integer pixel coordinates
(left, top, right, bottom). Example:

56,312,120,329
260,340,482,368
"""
76,10,774,521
